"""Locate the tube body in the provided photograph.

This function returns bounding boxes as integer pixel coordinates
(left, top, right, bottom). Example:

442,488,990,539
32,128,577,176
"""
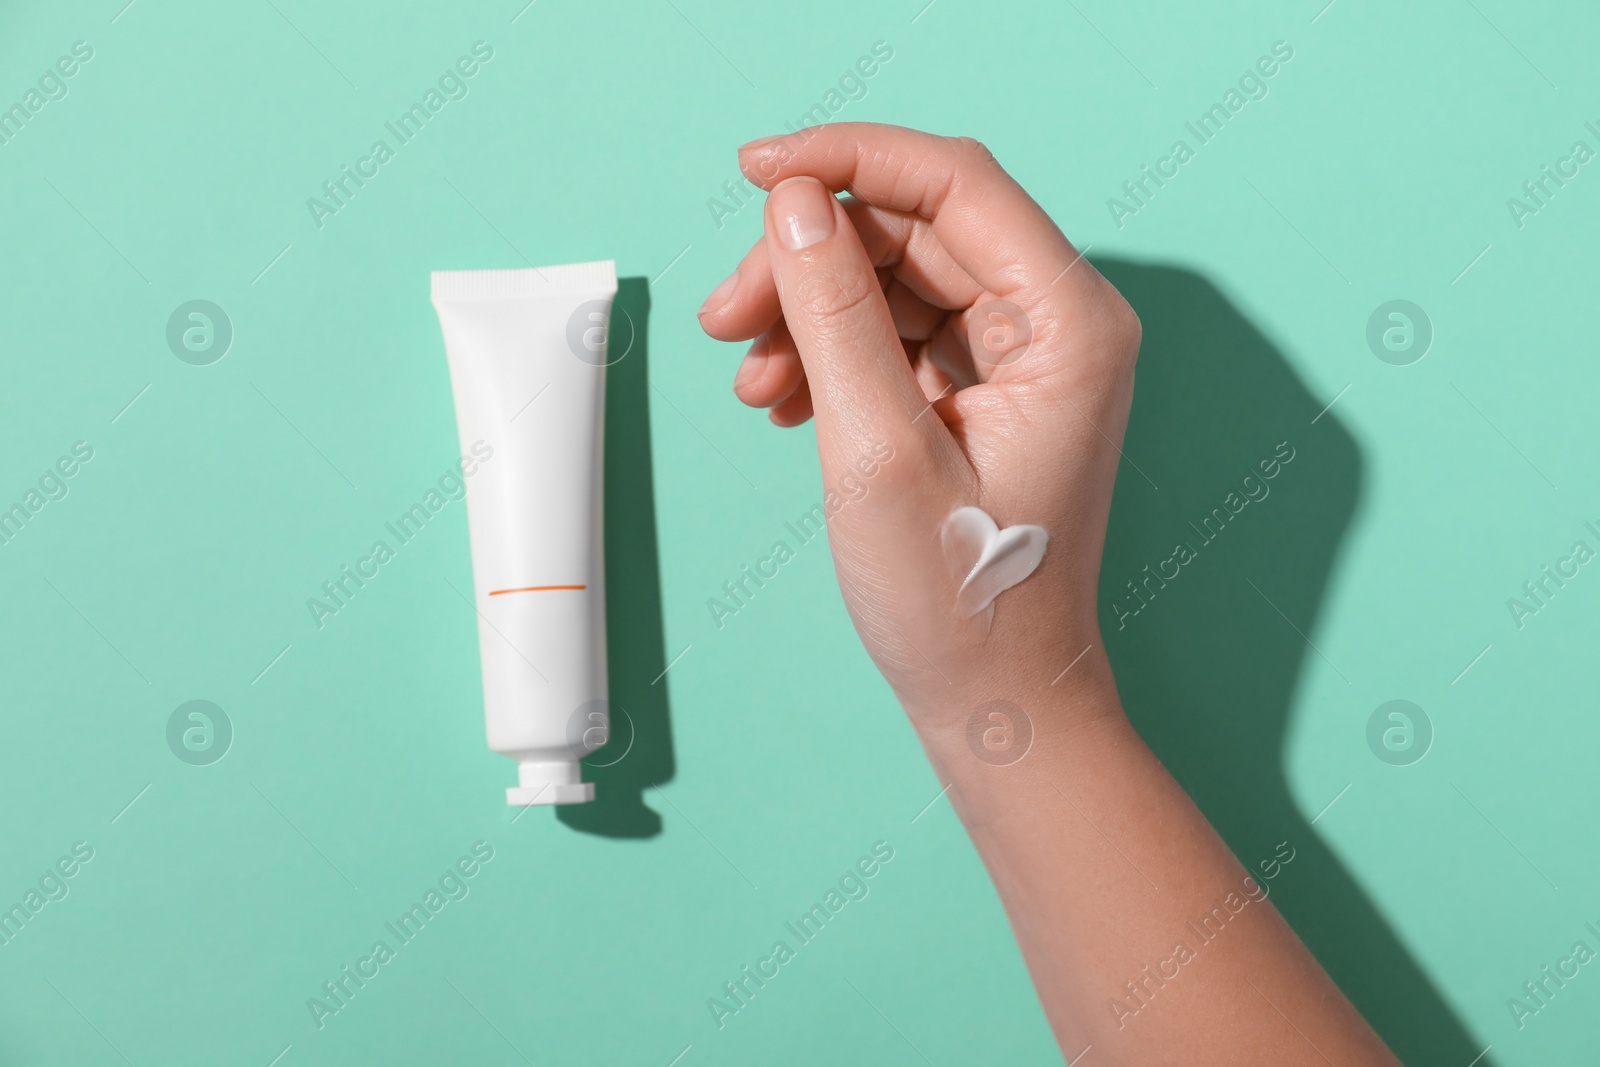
430,261,616,805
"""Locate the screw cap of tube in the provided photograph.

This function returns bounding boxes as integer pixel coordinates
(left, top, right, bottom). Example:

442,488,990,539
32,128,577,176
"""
506,759,594,805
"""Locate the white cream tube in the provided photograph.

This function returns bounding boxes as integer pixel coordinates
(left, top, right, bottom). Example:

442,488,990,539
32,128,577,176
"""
431,261,617,805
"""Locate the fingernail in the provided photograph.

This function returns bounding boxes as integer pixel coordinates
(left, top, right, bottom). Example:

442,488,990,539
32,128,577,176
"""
698,268,740,318
739,134,783,152
770,176,835,250
734,351,767,389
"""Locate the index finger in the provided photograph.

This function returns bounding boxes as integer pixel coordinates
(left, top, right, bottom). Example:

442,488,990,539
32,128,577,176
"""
738,123,1094,311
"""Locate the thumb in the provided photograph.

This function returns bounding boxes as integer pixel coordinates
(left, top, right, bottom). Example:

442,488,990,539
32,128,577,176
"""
761,176,936,459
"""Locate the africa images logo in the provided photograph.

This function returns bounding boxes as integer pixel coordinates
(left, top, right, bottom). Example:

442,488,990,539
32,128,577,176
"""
706,841,896,1030
1107,441,1296,630
306,842,495,1030
305,42,495,230
1106,40,1295,229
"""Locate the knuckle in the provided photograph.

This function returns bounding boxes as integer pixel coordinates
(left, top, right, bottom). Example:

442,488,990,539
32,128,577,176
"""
1085,281,1142,366
1112,300,1142,362
791,263,880,323
935,137,1006,213
949,136,997,167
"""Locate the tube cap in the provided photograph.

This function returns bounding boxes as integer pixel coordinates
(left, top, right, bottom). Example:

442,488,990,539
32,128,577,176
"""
506,760,594,806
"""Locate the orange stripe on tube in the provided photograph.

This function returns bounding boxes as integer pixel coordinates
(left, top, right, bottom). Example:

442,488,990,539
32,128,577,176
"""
487,584,587,596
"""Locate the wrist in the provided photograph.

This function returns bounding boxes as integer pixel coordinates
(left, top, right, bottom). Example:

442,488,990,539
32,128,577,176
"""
899,637,1130,776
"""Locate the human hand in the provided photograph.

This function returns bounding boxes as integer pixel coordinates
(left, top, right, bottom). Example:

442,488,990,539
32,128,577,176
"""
696,125,1404,1067
697,123,1141,729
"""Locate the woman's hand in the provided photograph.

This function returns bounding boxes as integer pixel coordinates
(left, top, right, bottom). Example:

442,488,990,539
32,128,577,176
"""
697,123,1141,728
696,123,1400,1067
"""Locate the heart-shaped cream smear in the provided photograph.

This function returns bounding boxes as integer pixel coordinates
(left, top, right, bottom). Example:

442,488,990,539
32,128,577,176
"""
940,506,1050,631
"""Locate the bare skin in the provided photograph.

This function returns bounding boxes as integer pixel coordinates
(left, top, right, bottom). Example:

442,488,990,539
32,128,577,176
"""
697,122,1400,1066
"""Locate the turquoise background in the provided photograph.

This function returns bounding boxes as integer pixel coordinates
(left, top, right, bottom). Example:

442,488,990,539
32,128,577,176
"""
0,0,1595,1063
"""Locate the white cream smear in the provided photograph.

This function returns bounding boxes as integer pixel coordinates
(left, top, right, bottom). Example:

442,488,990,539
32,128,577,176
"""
940,506,1049,632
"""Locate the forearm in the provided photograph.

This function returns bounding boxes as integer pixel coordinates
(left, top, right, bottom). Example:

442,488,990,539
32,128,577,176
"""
702,122,1396,1064
908,646,1399,1066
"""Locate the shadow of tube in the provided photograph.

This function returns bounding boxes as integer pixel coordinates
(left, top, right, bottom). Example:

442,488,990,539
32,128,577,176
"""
559,276,675,838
